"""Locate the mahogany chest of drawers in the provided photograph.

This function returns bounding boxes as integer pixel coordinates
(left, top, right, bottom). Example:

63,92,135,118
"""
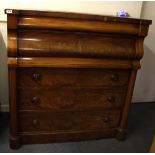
5,9,151,149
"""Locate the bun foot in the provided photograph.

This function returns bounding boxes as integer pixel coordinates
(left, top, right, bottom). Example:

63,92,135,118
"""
10,136,21,149
115,128,127,141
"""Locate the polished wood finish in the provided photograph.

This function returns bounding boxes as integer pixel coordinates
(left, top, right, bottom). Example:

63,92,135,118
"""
18,17,140,34
8,67,20,149
6,9,151,149
18,88,127,111
19,111,120,132
18,29,136,58
5,9,152,24
8,57,134,69
20,129,115,144
17,68,130,87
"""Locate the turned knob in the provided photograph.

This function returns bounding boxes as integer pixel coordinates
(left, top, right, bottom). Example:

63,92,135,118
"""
32,73,41,81
107,96,115,103
110,74,119,81
32,119,38,126
32,96,40,105
102,116,110,123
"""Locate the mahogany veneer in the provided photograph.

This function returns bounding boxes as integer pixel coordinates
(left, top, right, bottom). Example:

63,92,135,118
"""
5,9,151,149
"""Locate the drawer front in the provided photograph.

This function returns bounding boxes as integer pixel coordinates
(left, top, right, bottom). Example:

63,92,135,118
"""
18,88,126,110
19,111,120,133
18,29,135,59
18,68,130,88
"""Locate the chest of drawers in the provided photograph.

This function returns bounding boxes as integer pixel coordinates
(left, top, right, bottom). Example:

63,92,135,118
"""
5,9,151,149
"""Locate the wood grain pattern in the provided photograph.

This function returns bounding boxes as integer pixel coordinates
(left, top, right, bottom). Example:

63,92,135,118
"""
8,67,20,149
5,9,152,25
7,15,17,29
8,30,17,57
135,37,144,59
18,29,136,58
8,57,133,69
18,88,127,111
17,68,130,88
18,16,140,35
115,68,138,140
19,110,120,133
119,69,137,129
6,9,151,149
20,129,115,144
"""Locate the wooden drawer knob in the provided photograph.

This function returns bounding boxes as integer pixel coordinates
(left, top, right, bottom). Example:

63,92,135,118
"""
102,116,110,123
107,96,115,103
32,119,38,126
32,73,41,81
32,96,40,104
110,74,119,81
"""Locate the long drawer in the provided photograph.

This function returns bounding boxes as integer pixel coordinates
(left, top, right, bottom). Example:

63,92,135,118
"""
19,111,120,133
18,29,135,59
17,68,130,88
18,88,126,111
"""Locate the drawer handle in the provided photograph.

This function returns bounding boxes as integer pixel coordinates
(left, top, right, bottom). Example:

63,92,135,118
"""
32,119,38,126
110,74,119,81
32,96,40,105
102,116,110,123
32,73,41,81
107,96,115,103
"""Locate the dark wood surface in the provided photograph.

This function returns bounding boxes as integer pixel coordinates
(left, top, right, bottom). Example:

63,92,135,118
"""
6,9,151,149
8,57,135,69
5,9,152,24
17,68,130,87
18,29,136,58
18,88,127,111
19,110,120,133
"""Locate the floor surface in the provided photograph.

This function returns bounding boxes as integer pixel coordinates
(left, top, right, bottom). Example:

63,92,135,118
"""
0,103,155,153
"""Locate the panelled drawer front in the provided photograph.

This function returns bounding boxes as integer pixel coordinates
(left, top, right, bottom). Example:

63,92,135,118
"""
19,111,120,133
18,68,130,87
18,88,126,110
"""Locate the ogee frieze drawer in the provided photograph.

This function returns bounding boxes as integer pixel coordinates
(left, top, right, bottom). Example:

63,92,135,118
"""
18,29,136,59
17,68,130,88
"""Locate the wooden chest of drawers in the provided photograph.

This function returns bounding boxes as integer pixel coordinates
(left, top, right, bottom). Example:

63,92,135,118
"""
5,9,151,149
